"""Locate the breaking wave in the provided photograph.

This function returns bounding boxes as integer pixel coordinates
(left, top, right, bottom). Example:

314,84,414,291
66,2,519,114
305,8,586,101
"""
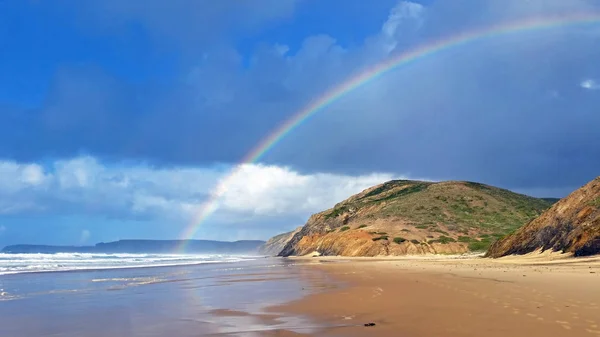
0,253,258,275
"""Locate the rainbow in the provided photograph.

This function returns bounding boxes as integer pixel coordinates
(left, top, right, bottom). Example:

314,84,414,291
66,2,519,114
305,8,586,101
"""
177,13,600,251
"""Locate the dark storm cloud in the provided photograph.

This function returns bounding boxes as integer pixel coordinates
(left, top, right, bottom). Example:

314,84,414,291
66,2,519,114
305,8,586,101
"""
1,0,599,196
262,0,600,193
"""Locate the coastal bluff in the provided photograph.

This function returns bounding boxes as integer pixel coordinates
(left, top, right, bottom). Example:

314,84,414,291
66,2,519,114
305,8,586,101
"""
487,176,600,258
258,227,302,256
275,180,554,257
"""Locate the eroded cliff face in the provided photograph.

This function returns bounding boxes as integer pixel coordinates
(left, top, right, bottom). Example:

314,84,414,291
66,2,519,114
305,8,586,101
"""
286,229,468,257
486,177,600,258
278,180,553,257
258,227,302,256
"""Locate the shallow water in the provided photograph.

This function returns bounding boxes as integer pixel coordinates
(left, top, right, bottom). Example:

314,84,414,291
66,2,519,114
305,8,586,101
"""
0,252,255,275
0,257,336,336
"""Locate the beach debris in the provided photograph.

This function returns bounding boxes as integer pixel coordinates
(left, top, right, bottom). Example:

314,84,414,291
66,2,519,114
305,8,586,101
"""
364,322,376,327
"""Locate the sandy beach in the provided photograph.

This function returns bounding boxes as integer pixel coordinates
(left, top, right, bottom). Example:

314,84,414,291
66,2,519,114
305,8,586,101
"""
3,253,600,337
267,253,600,337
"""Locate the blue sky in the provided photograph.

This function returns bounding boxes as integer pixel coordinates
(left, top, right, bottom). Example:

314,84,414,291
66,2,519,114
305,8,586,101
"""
1,0,600,247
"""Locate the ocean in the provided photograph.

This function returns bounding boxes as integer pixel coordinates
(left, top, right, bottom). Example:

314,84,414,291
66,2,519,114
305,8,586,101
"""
0,253,338,336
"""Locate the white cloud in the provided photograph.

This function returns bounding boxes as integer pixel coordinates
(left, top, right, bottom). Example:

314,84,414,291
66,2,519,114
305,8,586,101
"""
380,1,424,53
217,164,396,215
0,162,51,193
0,156,403,225
382,1,424,36
580,79,600,90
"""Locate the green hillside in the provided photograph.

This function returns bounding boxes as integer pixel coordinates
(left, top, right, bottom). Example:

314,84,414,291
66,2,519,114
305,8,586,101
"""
279,180,555,256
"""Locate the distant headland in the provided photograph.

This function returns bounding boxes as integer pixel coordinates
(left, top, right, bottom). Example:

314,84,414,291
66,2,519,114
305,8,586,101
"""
1,239,265,254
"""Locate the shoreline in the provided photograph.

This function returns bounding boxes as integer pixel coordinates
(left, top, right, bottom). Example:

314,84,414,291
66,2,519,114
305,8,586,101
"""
0,257,334,337
0,253,263,277
4,251,600,336
266,253,600,336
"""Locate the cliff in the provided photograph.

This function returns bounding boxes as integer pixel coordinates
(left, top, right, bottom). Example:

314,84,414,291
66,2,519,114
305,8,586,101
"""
258,227,302,256
278,180,554,257
486,177,600,258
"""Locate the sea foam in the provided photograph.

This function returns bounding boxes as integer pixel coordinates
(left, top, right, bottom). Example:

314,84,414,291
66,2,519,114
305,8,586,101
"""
0,252,257,275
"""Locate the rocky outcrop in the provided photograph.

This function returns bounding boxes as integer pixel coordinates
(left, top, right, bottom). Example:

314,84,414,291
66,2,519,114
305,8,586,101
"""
278,180,554,257
486,176,600,258
258,227,302,256
280,228,468,257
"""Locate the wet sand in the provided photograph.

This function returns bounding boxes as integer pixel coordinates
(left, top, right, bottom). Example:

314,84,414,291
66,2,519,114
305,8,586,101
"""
0,258,340,337
3,252,600,336
268,253,600,337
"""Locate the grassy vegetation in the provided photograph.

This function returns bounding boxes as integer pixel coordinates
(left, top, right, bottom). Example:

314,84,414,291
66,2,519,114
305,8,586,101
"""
372,235,389,241
393,237,406,244
589,197,600,207
376,183,552,243
437,236,456,244
427,235,457,245
468,239,492,251
410,239,420,244
371,183,428,203
324,205,349,219
316,179,555,252
464,181,491,190
339,226,350,232
360,180,414,199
